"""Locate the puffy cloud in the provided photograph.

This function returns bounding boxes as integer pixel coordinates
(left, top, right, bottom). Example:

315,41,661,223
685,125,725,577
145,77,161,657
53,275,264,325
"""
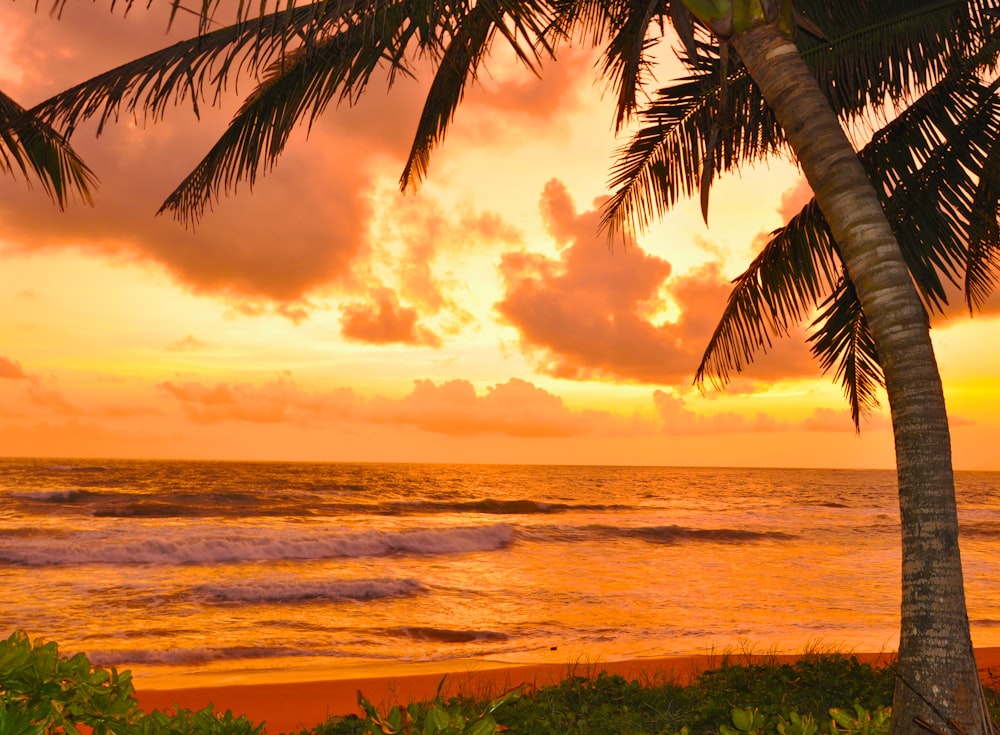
653,390,894,436
452,46,594,147
803,407,863,432
653,390,786,434
158,375,360,424
0,356,29,380
340,288,442,346
363,190,521,331
372,378,591,437
0,3,593,323
0,2,430,313
496,179,817,386
156,373,639,437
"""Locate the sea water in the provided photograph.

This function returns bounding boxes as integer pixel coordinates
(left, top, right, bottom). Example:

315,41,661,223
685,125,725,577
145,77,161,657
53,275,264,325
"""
2,458,998,683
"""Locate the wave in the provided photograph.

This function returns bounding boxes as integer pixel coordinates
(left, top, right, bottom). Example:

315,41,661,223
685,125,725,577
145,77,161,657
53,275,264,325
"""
10,488,622,520
193,577,425,603
0,523,514,566
86,645,315,667
42,465,109,473
94,501,207,518
11,489,90,502
382,498,627,515
91,496,623,519
387,627,510,644
625,525,796,544
522,523,798,545
960,522,1000,538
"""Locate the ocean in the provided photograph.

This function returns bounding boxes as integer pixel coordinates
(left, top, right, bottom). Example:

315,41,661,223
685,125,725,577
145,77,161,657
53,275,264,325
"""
2,458,998,685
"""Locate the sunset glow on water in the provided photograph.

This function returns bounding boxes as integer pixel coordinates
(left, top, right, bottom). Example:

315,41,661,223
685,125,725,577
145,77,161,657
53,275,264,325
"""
4,459,999,685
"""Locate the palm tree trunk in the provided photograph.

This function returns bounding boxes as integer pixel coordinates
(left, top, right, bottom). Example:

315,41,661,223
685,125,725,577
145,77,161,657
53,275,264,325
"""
730,23,986,735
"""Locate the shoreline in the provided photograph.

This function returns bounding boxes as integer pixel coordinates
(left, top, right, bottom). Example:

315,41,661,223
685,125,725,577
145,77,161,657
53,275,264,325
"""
134,648,1000,734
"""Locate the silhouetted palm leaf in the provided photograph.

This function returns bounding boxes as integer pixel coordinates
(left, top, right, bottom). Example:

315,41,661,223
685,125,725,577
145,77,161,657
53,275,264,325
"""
794,0,994,121
1,89,96,208
601,41,778,237
808,278,882,428
966,139,1000,311
603,0,998,241
695,65,1000,424
694,200,839,389
33,0,555,218
401,0,556,189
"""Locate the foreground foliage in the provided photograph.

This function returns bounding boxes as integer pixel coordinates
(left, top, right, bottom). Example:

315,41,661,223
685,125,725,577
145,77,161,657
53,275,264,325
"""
3,631,998,735
304,654,998,735
0,632,261,735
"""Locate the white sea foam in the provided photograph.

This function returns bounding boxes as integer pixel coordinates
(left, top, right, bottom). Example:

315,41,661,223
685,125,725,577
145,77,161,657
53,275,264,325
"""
0,522,515,566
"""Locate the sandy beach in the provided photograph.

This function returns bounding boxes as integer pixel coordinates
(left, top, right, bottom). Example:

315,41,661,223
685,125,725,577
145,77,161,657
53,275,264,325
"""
134,648,1000,734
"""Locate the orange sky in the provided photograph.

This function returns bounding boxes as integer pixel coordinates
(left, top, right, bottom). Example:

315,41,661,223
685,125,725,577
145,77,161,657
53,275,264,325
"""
2,2,998,469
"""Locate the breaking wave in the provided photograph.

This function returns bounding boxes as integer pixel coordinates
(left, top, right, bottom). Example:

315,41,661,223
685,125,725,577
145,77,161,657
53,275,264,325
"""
0,523,515,566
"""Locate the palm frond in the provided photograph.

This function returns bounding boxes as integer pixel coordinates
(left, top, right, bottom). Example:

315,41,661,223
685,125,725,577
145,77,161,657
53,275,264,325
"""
874,74,1000,313
693,200,841,389
400,0,556,189
602,0,1000,242
599,0,666,131
546,0,610,46
965,138,1000,311
30,0,415,135
157,10,428,223
0,89,97,208
400,4,495,191
795,0,1000,121
601,46,780,238
549,0,698,131
695,57,1000,398
808,278,883,429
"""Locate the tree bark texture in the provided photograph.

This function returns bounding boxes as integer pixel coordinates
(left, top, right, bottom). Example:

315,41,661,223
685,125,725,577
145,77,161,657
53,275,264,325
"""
730,23,986,735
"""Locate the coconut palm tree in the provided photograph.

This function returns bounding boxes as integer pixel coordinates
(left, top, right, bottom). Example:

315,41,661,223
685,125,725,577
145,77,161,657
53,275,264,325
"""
1,88,96,207
24,0,999,732
597,3,999,733
602,3,1000,427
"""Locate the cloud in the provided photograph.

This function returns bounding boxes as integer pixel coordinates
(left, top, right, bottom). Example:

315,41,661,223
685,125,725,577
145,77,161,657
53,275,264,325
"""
495,179,817,386
371,378,593,437
340,288,442,346
653,389,786,434
0,3,593,324
157,373,642,437
158,375,360,424
653,390,894,436
802,406,892,432
362,189,521,333
452,46,594,147
777,177,814,222
166,335,206,352
26,383,83,415
0,2,433,314
0,356,28,380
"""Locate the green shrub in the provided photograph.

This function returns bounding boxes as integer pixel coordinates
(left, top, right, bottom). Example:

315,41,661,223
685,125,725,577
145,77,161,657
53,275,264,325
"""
0,630,139,735
6,631,996,735
355,684,521,735
0,632,262,735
